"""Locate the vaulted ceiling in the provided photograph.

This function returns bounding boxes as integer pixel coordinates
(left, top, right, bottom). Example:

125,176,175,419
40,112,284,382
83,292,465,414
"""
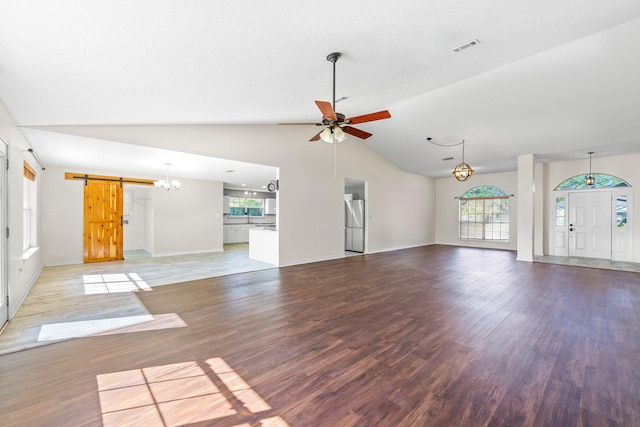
1,1,639,186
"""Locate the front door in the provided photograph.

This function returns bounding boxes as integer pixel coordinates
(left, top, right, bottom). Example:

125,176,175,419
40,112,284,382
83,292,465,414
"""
568,191,612,259
84,180,124,263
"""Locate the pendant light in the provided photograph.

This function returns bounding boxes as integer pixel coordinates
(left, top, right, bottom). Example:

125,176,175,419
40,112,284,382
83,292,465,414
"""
452,139,474,182
154,163,181,191
585,151,595,186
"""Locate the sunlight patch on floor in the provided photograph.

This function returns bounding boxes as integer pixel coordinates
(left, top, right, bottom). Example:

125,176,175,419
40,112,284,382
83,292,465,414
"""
38,315,155,341
97,359,289,427
83,272,152,294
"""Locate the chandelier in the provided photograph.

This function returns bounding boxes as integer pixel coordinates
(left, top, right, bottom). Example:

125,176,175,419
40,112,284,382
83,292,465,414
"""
154,163,181,191
452,139,474,182
427,137,474,182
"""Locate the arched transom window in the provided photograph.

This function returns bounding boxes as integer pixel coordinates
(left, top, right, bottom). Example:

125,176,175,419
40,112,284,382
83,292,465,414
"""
459,185,509,241
554,174,630,191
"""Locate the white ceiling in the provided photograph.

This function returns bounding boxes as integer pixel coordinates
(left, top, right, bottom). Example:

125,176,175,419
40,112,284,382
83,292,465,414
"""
1,1,639,182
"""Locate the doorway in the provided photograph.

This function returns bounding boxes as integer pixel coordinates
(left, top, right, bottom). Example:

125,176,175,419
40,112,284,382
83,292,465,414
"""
553,188,633,261
344,178,366,254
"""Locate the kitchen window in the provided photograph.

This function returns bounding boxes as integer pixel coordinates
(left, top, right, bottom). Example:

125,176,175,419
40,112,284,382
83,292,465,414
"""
229,197,264,217
459,185,509,241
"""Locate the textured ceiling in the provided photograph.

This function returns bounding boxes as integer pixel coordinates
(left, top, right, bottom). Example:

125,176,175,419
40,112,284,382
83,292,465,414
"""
1,1,639,183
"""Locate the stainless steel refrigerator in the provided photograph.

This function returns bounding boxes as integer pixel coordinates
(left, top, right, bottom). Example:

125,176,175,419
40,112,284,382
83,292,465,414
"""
345,199,364,252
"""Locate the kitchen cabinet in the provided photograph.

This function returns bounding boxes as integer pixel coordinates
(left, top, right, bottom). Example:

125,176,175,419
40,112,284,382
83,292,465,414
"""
223,224,253,243
265,198,276,215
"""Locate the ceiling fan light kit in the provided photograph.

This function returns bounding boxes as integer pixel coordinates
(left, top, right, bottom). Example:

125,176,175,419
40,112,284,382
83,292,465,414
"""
319,126,347,143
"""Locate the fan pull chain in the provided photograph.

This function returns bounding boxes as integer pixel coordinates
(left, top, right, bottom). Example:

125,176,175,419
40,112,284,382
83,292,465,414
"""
334,139,337,176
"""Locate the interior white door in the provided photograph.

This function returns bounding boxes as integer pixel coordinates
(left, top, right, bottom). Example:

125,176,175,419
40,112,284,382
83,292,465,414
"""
0,141,7,327
568,191,612,259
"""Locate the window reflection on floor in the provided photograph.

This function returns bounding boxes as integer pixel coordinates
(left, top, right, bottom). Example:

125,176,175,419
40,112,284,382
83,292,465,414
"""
97,359,289,427
83,272,152,295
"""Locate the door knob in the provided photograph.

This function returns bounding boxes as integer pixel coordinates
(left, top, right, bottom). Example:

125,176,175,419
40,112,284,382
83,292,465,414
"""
569,227,574,231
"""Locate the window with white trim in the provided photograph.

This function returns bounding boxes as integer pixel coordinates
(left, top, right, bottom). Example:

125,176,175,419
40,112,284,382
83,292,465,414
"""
459,185,509,241
229,197,264,217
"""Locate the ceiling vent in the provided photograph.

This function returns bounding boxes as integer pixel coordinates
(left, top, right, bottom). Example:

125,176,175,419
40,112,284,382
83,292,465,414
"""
453,39,481,52
442,156,454,161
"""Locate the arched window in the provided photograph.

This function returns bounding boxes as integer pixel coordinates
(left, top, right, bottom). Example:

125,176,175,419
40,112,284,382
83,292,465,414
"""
554,174,630,191
459,185,509,241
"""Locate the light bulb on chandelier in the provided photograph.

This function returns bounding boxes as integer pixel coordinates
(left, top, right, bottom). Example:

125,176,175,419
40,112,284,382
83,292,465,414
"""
154,163,181,191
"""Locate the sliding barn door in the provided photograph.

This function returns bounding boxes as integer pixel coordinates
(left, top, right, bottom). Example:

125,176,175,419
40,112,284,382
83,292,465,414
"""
84,180,123,263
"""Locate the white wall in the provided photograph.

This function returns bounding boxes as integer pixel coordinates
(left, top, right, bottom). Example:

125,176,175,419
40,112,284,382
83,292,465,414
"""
0,99,43,318
33,124,436,265
151,178,223,256
41,166,224,265
435,170,518,251
145,193,154,253
40,166,84,265
543,153,640,261
123,186,151,251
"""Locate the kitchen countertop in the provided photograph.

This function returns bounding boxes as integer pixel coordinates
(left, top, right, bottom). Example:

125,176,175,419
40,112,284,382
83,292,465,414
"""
223,223,276,226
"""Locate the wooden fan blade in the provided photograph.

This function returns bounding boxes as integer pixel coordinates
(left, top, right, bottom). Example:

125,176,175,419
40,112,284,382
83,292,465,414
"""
309,130,323,142
315,100,337,120
347,110,391,124
278,123,323,126
342,126,372,139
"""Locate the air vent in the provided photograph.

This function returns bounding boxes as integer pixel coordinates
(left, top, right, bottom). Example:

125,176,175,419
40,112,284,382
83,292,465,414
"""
453,39,481,52
442,156,454,161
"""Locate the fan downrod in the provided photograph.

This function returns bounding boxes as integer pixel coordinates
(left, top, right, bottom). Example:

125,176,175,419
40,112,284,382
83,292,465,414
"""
326,52,341,63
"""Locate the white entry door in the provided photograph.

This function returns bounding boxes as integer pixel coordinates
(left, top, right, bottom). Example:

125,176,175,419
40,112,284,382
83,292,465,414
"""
568,191,612,259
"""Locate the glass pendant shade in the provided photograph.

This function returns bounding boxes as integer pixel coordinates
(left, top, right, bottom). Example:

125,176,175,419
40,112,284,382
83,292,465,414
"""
319,126,347,143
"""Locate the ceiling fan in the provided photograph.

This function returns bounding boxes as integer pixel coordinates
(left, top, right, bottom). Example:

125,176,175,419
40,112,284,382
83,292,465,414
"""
282,52,391,143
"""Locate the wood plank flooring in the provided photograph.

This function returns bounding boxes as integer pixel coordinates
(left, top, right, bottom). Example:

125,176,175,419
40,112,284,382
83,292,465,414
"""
0,243,274,354
1,245,640,426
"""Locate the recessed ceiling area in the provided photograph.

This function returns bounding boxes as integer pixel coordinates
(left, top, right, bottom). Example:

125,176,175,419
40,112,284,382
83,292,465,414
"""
21,128,277,191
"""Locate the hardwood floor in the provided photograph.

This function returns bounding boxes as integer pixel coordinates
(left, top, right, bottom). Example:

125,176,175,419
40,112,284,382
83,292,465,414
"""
0,243,274,354
1,245,639,426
